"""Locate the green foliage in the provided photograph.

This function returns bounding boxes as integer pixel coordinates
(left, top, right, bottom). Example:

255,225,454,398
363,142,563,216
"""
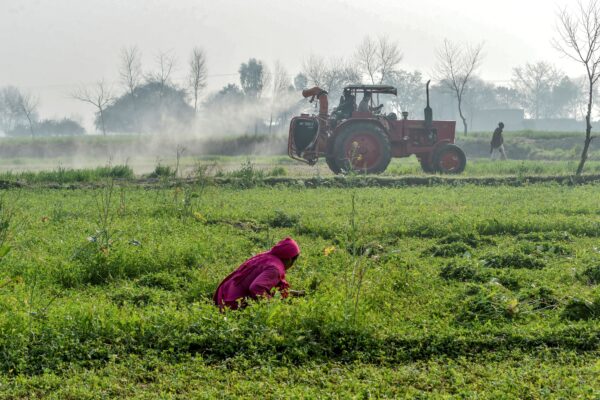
268,166,287,177
424,242,472,257
0,165,134,184
148,163,175,178
581,265,600,285
437,232,496,247
481,253,546,270
455,283,521,323
562,298,600,321
224,160,266,188
268,210,299,228
440,262,487,282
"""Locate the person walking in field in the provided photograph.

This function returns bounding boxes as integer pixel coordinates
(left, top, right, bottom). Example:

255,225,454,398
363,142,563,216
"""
213,237,303,311
490,122,507,160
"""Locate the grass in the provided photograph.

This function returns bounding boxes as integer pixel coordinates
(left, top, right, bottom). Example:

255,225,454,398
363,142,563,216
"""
0,182,600,396
0,165,134,184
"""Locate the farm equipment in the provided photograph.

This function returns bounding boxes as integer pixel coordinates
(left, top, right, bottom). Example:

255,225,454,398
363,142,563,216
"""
288,82,466,174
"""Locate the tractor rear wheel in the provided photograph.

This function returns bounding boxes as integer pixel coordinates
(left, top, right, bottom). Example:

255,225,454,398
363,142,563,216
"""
334,123,391,174
433,144,466,174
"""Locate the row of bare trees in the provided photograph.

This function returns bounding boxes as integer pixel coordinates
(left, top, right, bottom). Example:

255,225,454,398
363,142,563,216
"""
71,46,208,135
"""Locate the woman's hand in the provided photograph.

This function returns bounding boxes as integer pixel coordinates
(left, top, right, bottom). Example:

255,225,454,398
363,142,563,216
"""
288,289,306,298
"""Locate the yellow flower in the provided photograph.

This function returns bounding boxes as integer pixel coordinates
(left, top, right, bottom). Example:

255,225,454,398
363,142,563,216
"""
323,246,336,256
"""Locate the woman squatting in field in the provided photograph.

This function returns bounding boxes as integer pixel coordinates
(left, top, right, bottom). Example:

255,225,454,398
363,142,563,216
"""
213,237,302,311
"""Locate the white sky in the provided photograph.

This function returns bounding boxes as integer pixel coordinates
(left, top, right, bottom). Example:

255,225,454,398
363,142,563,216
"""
0,0,583,129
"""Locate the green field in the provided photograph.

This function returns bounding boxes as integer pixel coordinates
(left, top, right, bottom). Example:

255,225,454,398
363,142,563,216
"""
1,177,600,398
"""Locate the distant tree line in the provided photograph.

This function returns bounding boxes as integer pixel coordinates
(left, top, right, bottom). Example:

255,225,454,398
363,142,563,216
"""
0,86,84,137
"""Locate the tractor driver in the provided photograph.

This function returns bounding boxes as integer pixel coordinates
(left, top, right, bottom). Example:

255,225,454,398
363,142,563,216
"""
333,89,356,120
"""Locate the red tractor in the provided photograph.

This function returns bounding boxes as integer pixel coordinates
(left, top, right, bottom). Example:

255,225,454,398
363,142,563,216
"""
288,82,466,174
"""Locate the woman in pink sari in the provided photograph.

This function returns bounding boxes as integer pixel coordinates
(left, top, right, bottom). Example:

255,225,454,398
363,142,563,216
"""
213,237,302,310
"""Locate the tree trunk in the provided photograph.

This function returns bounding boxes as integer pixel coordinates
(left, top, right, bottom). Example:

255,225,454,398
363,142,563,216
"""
100,108,107,136
576,80,595,176
26,116,34,138
268,113,273,136
457,97,468,136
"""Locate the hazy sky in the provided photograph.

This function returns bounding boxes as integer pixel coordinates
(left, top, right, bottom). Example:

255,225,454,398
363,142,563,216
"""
0,0,582,128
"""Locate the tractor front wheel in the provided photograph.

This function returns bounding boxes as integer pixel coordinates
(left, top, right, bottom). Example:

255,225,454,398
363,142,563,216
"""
334,123,391,174
433,144,467,174
325,156,342,174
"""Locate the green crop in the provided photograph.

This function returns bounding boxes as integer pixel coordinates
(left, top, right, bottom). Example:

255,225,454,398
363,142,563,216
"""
0,182,600,397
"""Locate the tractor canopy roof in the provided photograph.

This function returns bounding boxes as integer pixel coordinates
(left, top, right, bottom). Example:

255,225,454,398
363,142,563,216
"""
344,85,397,96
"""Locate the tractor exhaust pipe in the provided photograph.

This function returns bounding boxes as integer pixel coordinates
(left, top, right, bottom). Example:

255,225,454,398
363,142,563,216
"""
424,80,432,128
302,87,329,118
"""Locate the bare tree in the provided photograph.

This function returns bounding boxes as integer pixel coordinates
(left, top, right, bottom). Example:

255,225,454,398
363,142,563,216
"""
301,54,327,88
554,0,600,175
355,36,403,85
18,91,38,138
0,87,37,136
72,81,113,136
119,46,142,133
302,55,360,101
149,51,176,97
377,36,403,85
119,46,142,98
188,47,208,113
268,61,291,134
355,36,379,84
435,39,484,135
512,61,563,119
